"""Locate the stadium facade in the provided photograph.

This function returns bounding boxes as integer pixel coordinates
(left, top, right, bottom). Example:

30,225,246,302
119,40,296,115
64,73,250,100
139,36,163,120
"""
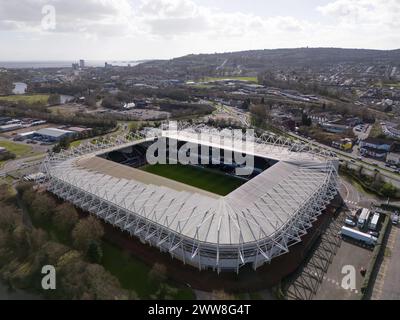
39,125,339,274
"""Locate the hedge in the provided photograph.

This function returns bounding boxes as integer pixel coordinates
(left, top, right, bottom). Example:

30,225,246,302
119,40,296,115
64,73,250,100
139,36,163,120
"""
380,203,400,212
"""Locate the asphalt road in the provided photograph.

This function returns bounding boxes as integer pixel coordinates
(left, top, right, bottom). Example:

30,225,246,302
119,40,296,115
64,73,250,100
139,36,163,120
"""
339,177,380,208
0,136,49,177
0,154,46,177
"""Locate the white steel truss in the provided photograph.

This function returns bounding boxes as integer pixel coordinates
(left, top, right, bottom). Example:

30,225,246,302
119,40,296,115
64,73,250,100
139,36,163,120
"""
38,125,339,274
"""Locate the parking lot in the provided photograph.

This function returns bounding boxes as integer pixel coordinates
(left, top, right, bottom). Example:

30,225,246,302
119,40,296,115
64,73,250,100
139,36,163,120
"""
314,237,372,300
284,207,374,300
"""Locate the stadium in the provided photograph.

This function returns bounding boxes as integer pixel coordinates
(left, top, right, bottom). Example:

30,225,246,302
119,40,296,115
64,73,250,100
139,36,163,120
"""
39,124,339,274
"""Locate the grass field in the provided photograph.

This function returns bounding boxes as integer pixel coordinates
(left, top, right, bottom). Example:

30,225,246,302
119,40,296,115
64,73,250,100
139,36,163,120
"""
369,122,384,139
376,81,400,88
202,76,258,84
0,94,49,105
188,83,216,89
0,140,34,156
70,140,82,148
0,141,37,168
141,164,246,196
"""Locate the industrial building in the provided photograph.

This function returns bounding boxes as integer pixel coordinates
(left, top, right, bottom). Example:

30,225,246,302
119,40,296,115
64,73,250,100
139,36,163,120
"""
34,128,74,142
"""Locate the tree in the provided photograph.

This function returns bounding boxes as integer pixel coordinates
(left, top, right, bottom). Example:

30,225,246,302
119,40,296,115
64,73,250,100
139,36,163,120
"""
211,290,235,300
149,263,167,283
48,94,61,106
241,98,251,110
101,95,121,109
381,183,397,198
30,193,57,225
0,151,16,162
150,283,178,300
249,104,270,128
55,256,128,300
358,165,364,178
87,240,103,263
301,112,312,127
85,95,97,109
15,182,34,197
372,172,383,190
53,203,79,235
72,216,104,252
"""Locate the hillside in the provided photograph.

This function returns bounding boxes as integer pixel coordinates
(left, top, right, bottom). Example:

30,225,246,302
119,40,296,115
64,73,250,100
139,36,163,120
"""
134,48,400,79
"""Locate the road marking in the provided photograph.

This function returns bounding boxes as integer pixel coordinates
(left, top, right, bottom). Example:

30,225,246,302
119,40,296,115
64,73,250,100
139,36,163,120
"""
345,200,358,206
341,181,350,200
322,276,360,294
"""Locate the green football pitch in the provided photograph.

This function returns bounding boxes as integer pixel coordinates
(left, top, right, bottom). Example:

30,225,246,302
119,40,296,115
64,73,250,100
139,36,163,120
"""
140,164,246,196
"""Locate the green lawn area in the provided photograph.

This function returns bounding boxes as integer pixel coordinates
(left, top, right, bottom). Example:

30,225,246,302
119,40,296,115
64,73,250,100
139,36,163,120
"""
0,94,49,105
188,83,216,89
101,241,194,299
369,122,384,139
376,81,400,88
141,164,246,196
0,141,38,168
70,140,82,148
0,177,15,190
202,76,258,84
0,140,35,157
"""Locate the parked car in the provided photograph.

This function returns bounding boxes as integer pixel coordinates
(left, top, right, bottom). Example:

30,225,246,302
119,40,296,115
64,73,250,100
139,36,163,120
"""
345,218,357,227
368,231,379,238
392,213,399,225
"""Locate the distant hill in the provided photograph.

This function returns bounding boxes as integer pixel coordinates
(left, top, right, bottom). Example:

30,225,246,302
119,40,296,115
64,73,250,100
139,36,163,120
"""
135,48,400,78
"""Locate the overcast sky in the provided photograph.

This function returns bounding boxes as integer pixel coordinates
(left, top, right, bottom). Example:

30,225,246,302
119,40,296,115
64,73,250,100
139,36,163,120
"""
0,0,399,61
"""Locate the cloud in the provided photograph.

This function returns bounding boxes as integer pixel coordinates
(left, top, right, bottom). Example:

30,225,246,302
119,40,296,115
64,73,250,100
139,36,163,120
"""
0,0,398,60
317,0,400,29
0,0,135,35
137,0,309,38
0,0,309,38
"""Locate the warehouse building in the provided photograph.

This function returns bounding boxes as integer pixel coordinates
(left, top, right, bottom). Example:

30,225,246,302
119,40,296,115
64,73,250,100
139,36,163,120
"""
34,128,74,142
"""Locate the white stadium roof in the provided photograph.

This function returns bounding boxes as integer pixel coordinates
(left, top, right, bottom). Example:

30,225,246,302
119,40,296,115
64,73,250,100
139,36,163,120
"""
40,125,339,272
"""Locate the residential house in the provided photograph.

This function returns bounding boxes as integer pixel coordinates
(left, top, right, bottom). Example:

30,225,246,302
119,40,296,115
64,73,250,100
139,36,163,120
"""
386,152,400,165
332,138,353,151
360,138,393,160
321,122,351,134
